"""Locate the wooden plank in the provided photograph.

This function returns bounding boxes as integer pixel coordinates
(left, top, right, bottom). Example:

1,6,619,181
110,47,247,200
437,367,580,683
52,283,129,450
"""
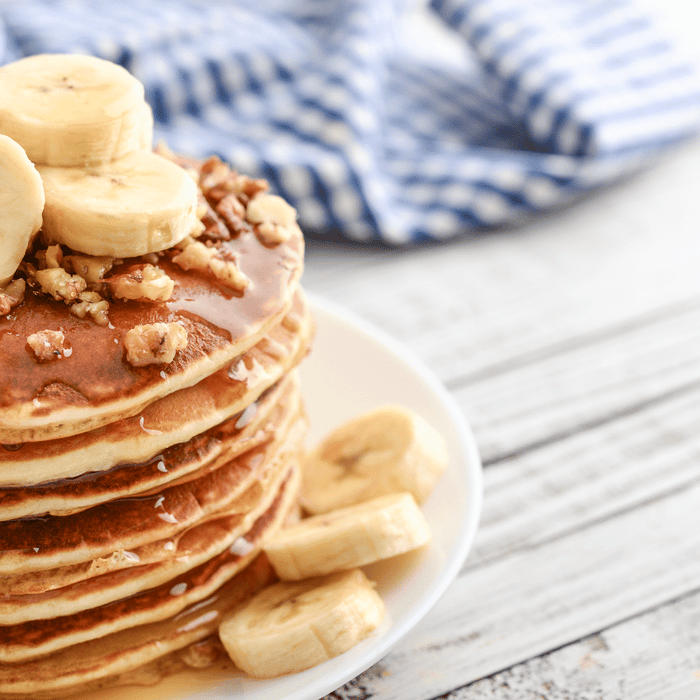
323,377,700,699
453,298,700,462
437,591,700,699
469,383,700,566
324,478,700,700
303,139,700,387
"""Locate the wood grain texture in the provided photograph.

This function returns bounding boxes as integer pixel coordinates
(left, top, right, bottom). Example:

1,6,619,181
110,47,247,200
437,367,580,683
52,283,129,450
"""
298,19,700,688
305,136,700,699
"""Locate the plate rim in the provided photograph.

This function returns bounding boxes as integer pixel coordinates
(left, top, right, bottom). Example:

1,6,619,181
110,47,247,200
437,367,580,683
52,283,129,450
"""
281,292,484,700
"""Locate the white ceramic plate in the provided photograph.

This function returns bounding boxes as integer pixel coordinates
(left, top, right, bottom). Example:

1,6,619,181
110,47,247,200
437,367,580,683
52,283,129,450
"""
89,295,483,700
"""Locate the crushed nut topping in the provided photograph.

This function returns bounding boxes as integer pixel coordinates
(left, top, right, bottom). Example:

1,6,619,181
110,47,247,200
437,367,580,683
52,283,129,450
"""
199,156,268,206
35,244,63,270
0,279,25,317
195,193,230,242
172,240,250,292
63,254,115,288
216,193,253,238
107,264,175,302
70,291,110,327
27,329,71,362
34,267,87,302
246,193,296,245
124,322,188,367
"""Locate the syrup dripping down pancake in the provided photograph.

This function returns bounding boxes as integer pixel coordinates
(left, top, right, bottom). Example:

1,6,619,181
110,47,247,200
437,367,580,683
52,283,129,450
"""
0,386,307,577
0,410,306,623
0,465,300,662
0,162,304,444
0,291,313,490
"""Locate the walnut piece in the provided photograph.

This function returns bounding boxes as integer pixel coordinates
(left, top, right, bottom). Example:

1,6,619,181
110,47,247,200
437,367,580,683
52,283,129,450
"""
246,193,296,245
107,264,175,302
35,244,63,270
199,156,268,205
216,193,253,238
124,322,188,367
172,240,249,292
63,254,115,287
34,268,87,302
0,279,25,317
27,330,71,362
71,291,110,326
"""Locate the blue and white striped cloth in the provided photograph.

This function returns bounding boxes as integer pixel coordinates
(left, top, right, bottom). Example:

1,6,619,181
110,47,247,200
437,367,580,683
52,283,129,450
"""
2,0,699,244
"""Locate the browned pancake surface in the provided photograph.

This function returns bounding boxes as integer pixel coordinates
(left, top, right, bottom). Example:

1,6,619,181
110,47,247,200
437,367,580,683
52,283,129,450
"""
0,291,313,489
0,374,300,521
0,158,305,443
0,467,297,662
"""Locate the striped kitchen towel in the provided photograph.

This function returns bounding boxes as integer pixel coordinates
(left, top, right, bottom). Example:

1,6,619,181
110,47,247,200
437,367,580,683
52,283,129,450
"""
1,0,699,244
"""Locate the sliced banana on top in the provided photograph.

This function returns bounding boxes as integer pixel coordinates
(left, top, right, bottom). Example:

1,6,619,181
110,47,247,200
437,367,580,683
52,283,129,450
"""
301,405,449,515
39,150,199,257
263,491,431,581
0,53,152,166
219,568,385,678
0,135,45,285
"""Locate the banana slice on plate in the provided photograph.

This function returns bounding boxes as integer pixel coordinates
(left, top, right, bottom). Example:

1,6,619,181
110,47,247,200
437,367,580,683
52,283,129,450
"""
219,568,385,678
301,405,448,514
39,150,199,257
0,135,45,285
0,53,152,166
263,492,431,580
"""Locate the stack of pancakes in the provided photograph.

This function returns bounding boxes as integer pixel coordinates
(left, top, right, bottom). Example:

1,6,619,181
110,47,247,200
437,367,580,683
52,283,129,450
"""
0,158,313,698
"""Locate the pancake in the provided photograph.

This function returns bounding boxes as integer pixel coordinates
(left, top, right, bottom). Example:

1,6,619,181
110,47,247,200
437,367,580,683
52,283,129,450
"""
0,369,301,521
0,387,307,576
0,554,277,699
0,393,304,597
0,291,313,489
0,139,312,693
0,465,300,662
0,157,305,444
0,414,306,623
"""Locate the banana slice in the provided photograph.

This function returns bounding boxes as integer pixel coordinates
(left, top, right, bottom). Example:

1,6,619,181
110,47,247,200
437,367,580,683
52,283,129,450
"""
38,150,199,257
301,405,448,515
0,53,152,166
219,568,384,678
0,135,45,285
263,492,431,580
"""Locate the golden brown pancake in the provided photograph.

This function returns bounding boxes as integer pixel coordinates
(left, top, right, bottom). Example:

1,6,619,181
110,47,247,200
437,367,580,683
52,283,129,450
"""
0,415,306,624
0,291,313,489
0,152,312,698
0,465,300,662
0,368,302,521
0,161,304,444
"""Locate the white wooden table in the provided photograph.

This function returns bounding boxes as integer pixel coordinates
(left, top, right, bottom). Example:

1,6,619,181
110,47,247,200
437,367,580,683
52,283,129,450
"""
300,4,700,695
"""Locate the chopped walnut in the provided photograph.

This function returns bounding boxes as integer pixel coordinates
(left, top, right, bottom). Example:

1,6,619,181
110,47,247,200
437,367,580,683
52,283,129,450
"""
216,193,253,238
34,268,87,302
63,255,115,288
172,240,250,292
124,322,188,367
27,330,71,362
196,193,230,242
246,193,296,245
199,156,268,205
70,291,110,326
0,279,25,317
107,264,175,302
35,244,64,270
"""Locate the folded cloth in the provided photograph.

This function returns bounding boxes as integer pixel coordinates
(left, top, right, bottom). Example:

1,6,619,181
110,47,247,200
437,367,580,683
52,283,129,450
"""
1,0,699,244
